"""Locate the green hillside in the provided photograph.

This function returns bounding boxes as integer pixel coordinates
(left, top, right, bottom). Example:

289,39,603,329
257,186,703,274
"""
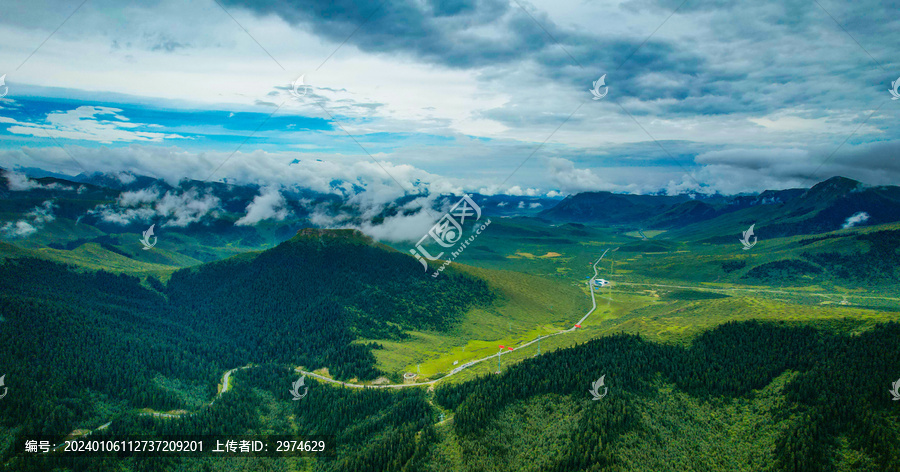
0,228,581,466
9,320,899,472
429,320,900,472
3,175,900,472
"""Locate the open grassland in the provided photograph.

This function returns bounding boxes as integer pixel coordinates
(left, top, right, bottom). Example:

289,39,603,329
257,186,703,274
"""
360,264,591,379
403,288,897,388
590,291,898,344
373,226,900,386
361,259,900,387
0,240,181,276
2,217,278,269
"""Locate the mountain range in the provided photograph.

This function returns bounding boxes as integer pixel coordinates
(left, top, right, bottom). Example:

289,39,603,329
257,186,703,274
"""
539,176,900,239
5,168,898,246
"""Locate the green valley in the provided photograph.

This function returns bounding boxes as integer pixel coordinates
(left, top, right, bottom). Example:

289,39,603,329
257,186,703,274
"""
2,171,900,472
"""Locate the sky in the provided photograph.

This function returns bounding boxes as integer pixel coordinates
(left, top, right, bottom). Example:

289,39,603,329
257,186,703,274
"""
0,0,898,202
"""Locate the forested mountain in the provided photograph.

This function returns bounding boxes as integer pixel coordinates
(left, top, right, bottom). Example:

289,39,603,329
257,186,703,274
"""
759,177,900,237
0,257,211,437
0,229,495,467
432,320,900,472
537,191,703,225
0,168,552,243
539,176,900,238
7,320,899,472
164,228,495,377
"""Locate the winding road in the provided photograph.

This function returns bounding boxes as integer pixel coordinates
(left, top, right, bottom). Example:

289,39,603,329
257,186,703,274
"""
54,249,613,439
296,248,613,389
210,365,253,404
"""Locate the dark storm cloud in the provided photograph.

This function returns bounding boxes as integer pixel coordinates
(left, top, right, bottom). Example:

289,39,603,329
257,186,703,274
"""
218,0,900,125
690,140,900,192
220,0,704,82
220,0,512,67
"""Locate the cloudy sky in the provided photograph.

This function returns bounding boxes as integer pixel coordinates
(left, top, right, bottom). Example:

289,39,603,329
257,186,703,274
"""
0,0,898,200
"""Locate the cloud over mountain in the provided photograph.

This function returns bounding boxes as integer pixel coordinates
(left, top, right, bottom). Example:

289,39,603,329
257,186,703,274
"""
236,186,291,226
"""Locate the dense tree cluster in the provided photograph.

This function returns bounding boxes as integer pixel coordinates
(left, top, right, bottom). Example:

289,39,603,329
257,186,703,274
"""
802,230,900,282
0,232,494,467
0,259,220,444
720,260,747,273
435,321,900,471
741,259,823,281
164,231,494,379
10,365,437,472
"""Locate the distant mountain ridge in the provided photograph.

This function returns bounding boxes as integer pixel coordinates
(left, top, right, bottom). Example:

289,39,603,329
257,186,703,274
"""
537,190,721,226
539,176,900,238
1,167,555,227
5,167,900,247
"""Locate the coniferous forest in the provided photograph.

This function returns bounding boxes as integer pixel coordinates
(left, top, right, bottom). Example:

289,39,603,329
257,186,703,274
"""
0,231,495,470
6,308,900,471
1,227,899,472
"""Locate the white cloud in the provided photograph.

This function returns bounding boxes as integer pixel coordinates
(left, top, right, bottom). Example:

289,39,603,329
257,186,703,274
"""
155,189,221,227
0,145,491,204
546,157,641,194
1,200,56,238
0,0,897,201
27,200,56,224
235,186,290,226
3,169,76,191
5,106,186,144
93,207,156,225
356,206,443,243
90,187,220,227
303,194,444,243
4,169,40,190
842,211,870,229
506,186,541,197
694,148,810,169
116,171,137,184
1,220,37,237
529,202,542,209
683,142,900,195
118,187,160,206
